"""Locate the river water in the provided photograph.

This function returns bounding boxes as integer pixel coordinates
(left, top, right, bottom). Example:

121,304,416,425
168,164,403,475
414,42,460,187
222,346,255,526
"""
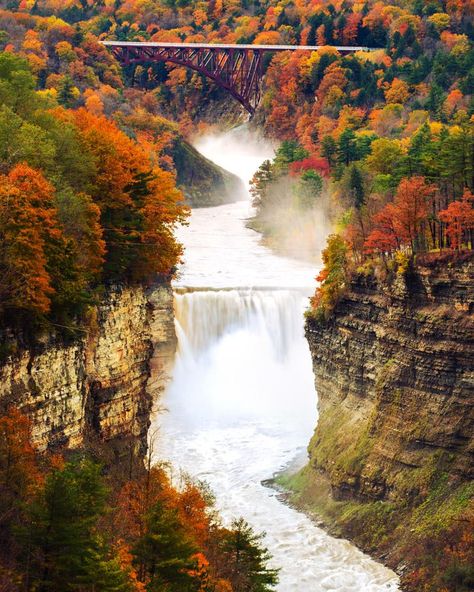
153,130,399,591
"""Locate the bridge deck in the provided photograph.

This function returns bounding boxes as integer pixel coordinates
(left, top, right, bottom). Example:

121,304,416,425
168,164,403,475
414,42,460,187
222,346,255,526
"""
101,41,377,52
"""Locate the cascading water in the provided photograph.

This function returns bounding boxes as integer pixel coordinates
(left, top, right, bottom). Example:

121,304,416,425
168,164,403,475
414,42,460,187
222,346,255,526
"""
152,129,399,591
169,288,315,426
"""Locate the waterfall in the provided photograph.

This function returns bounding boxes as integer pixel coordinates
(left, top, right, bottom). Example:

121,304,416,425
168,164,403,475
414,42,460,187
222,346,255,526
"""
155,284,399,592
167,288,317,428
175,288,306,359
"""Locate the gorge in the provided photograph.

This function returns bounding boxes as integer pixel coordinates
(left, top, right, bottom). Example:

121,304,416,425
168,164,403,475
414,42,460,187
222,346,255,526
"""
0,129,401,590
0,2,472,590
153,131,400,591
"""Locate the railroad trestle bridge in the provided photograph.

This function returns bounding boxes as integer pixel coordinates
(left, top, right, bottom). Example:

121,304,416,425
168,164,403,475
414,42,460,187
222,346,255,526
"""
102,41,377,116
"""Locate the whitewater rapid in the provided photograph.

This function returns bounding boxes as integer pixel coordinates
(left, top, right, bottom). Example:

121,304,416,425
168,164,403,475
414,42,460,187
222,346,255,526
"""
152,130,399,591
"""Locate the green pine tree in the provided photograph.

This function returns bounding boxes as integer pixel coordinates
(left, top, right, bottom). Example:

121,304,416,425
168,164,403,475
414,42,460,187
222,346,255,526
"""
273,140,309,174
221,518,279,592
293,169,323,209
321,135,337,167
23,458,131,592
58,75,76,108
133,500,200,592
250,159,274,210
348,164,365,209
337,128,358,166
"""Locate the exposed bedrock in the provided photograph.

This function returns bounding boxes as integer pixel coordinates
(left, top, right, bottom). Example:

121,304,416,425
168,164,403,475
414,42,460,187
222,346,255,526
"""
0,285,176,466
305,262,473,503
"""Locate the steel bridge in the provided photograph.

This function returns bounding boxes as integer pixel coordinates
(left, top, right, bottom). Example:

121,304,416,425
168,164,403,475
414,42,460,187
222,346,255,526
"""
102,41,376,116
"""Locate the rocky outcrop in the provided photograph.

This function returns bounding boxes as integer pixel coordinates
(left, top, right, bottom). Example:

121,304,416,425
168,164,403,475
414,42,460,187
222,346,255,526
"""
0,285,176,466
290,260,474,588
305,262,473,504
171,137,247,207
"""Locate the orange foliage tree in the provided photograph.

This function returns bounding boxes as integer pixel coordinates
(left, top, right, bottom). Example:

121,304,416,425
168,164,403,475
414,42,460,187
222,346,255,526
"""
365,177,436,255
0,164,60,315
438,190,474,250
63,108,188,282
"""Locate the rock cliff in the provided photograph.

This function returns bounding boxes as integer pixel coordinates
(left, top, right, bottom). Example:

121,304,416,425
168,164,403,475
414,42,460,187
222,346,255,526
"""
0,285,176,467
306,262,473,503
281,260,473,589
171,137,247,207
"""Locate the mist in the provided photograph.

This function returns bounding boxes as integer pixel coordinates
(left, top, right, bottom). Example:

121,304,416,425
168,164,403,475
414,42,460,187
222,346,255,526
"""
253,175,333,263
193,125,275,190
192,126,332,264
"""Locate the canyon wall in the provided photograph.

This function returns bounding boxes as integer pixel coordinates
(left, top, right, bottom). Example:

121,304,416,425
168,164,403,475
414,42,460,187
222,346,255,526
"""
172,137,247,207
0,285,176,467
306,262,473,504
284,260,473,587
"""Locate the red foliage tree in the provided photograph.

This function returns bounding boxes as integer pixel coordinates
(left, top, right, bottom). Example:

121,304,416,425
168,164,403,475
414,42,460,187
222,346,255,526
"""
364,203,400,255
438,189,474,249
289,156,330,177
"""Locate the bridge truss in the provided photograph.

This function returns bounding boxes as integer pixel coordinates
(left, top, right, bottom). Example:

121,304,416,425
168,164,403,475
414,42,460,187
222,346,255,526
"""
102,42,375,116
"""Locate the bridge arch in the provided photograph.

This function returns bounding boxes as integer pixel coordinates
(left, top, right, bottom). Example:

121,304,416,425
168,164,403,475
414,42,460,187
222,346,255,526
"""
103,42,376,116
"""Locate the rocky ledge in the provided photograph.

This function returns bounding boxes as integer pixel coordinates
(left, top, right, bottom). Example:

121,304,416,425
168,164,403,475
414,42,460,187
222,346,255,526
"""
285,260,473,590
0,285,176,468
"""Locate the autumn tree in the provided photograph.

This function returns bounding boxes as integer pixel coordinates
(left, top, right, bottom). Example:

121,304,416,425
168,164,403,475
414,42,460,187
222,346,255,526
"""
392,176,436,252
68,108,187,282
0,164,60,317
0,408,41,566
438,190,474,250
364,204,400,256
365,177,436,256
310,234,348,318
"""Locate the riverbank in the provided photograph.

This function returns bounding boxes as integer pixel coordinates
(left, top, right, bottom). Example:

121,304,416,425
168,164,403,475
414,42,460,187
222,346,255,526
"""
270,465,404,572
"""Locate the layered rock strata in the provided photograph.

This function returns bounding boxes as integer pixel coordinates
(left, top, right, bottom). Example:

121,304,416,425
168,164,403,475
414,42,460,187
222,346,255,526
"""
305,262,473,504
0,285,176,465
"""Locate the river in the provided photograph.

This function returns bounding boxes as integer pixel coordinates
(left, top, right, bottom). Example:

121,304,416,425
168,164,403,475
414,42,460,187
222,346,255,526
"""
152,129,399,591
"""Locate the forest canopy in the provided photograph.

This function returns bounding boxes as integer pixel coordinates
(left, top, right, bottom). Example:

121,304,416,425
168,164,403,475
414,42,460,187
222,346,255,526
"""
0,49,187,333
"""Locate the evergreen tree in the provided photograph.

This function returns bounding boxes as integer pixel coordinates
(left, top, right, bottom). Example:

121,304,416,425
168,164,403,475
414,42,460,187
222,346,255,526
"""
221,518,279,592
58,76,76,108
425,82,445,119
407,123,432,176
24,459,131,592
337,128,358,166
349,165,365,209
133,500,200,592
250,159,274,210
273,140,309,174
293,169,323,209
321,135,337,167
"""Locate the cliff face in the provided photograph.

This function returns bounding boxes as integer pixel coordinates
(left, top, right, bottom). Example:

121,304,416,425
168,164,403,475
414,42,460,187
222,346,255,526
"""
171,137,247,207
305,262,473,504
0,285,176,466
288,261,474,588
